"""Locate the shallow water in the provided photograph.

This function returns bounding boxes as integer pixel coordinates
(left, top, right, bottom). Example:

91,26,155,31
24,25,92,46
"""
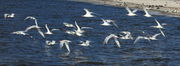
0,0,180,66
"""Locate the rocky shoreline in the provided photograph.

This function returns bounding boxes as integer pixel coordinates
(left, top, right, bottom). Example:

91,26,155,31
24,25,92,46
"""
71,0,180,17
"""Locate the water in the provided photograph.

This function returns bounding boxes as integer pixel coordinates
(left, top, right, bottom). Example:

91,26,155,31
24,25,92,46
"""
0,0,180,66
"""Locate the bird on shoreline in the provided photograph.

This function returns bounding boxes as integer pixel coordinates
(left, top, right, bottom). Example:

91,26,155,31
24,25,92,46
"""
82,8,95,17
125,7,137,16
104,34,121,48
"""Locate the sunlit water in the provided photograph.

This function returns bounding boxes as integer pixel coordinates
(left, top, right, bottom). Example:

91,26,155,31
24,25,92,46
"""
0,0,180,66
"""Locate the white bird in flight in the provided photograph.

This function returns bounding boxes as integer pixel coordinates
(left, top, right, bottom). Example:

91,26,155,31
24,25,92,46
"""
74,21,85,33
79,40,91,47
4,13,15,19
125,7,137,16
104,34,121,48
134,33,161,44
46,40,56,46
82,8,95,17
60,40,71,52
11,25,40,35
150,19,164,29
119,31,133,40
63,22,75,28
25,16,39,27
25,16,45,38
143,7,152,17
45,24,53,34
101,18,119,28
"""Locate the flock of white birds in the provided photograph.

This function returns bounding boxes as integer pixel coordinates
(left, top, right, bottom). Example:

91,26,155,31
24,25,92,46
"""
3,7,166,55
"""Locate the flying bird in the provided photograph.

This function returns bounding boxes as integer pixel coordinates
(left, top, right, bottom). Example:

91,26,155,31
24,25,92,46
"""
104,34,121,48
46,40,56,46
79,40,91,47
134,33,161,44
143,7,152,17
125,7,137,16
60,40,71,52
150,19,164,29
4,13,15,19
82,8,95,17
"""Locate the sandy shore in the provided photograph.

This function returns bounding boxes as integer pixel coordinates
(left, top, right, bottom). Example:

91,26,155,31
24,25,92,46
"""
71,0,180,16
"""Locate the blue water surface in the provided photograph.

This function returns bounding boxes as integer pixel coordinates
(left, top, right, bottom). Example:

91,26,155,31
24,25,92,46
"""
0,0,180,66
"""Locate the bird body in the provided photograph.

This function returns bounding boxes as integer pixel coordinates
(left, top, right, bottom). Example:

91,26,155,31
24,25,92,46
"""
82,8,95,17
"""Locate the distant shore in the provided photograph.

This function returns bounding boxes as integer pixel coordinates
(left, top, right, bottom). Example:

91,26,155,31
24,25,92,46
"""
71,0,180,17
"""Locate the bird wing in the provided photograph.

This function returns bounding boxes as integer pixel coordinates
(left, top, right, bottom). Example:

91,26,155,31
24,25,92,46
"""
103,34,115,44
37,28,45,38
134,36,143,44
155,19,163,28
59,42,64,48
24,25,39,32
143,7,150,15
81,27,93,29
112,21,119,28
45,24,51,32
125,7,133,14
132,9,138,13
74,21,81,30
84,8,91,15
114,38,121,48
152,33,161,39
65,43,70,52
24,16,36,20
159,29,165,37
51,29,59,31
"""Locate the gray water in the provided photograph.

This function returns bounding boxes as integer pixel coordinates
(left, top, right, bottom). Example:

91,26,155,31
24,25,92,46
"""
0,0,180,66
